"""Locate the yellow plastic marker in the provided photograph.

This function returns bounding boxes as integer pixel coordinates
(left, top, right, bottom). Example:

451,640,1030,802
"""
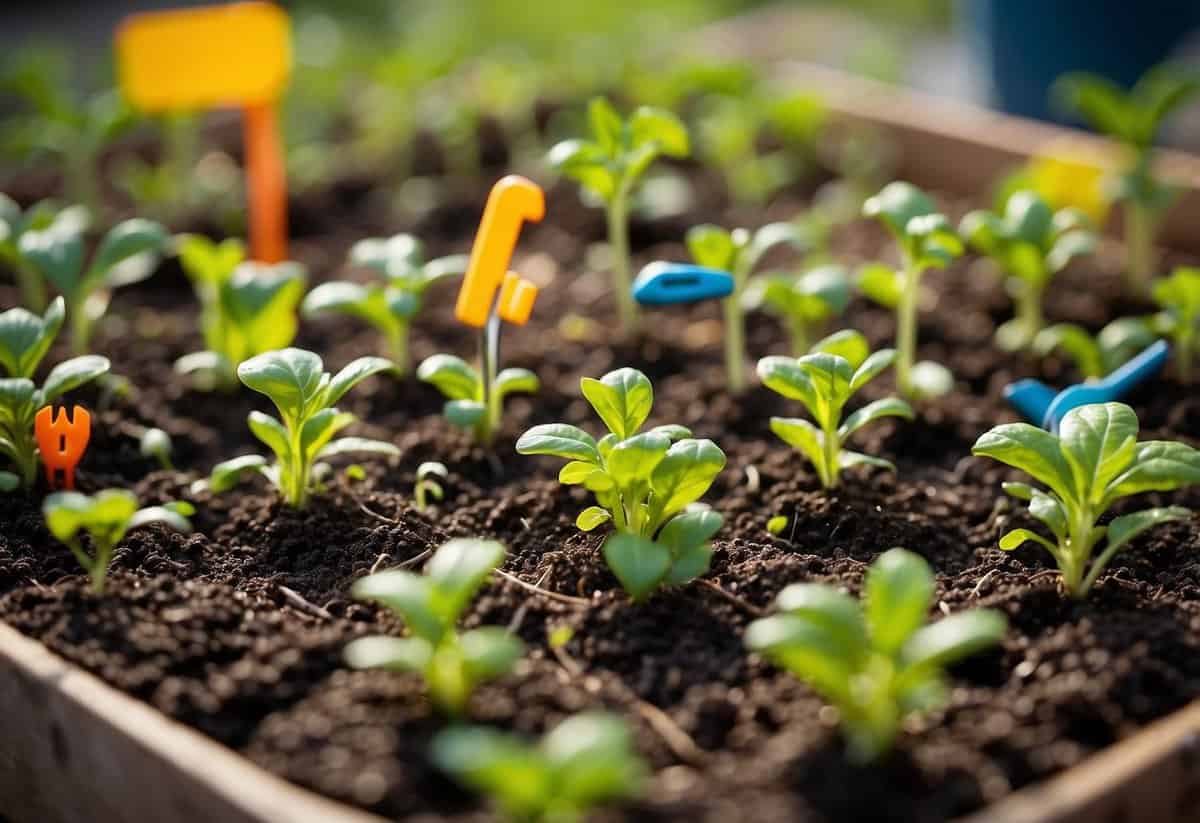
497,271,538,325
116,2,291,263
456,176,545,328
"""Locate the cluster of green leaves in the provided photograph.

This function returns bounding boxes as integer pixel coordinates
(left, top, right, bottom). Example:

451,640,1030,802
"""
1034,318,1155,381
549,97,689,336
860,182,963,399
201,348,398,508
433,712,645,823
744,263,851,358
345,538,523,715
517,367,726,601
960,190,1095,350
414,461,448,512
418,353,539,447
0,297,110,489
0,194,88,311
686,221,806,393
18,215,166,353
303,234,467,374
174,236,306,391
973,402,1200,598
43,490,193,593
1054,65,1200,292
746,548,1006,762
1147,266,1200,381
758,330,912,489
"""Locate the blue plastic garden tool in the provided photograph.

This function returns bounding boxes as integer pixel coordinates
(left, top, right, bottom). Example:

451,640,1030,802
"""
632,262,734,306
1003,339,1170,432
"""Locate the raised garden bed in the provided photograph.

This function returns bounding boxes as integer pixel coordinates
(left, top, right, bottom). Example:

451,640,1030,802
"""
2,34,1200,823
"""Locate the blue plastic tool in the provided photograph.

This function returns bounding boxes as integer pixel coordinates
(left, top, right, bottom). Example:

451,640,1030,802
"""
632,262,734,306
1004,339,1170,432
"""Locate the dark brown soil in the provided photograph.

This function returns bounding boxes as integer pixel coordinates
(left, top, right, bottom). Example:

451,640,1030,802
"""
2,143,1200,822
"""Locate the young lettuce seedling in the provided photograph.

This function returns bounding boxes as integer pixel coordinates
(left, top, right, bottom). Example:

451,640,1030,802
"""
746,548,1006,762
139,427,174,470
960,190,1095,350
1033,318,1157,381
302,234,467,375
433,712,645,823
175,236,306,391
42,490,193,593
1148,266,1200,381
549,97,690,336
0,194,88,311
413,461,448,512
758,329,913,489
18,215,167,353
973,402,1200,598
202,348,399,508
0,298,110,489
861,182,963,399
1055,65,1200,293
517,367,726,601
743,263,851,357
345,538,523,716
418,353,539,447
685,221,807,393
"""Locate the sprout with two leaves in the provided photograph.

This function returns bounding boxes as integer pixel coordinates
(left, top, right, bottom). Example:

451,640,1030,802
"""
303,234,467,375
1055,64,1200,293
746,548,1006,761
43,490,193,593
0,194,88,311
0,297,109,489
418,352,539,448
174,235,306,392
549,97,689,336
200,348,398,508
345,538,523,716
860,182,963,399
757,329,912,489
744,263,851,357
973,402,1200,598
414,461,448,512
685,221,807,393
1147,266,1200,381
517,367,726,602
960,190,1095,350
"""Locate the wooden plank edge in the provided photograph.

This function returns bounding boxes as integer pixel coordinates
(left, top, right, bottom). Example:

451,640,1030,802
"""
0,621,384,823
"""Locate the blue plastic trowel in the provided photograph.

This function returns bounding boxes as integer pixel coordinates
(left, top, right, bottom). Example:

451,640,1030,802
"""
632,262,734,306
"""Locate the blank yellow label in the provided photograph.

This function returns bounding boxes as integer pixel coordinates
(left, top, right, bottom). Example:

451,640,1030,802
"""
116,2,291,111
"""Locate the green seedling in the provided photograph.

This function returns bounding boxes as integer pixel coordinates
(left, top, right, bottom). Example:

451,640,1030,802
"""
517,367,726,601
432,712,645,823
345,538,523,715
1148,266,1200,381
0,194,88,311
302,234,467,375
418,353,539,447
744,263,852,357
766,514,788,536
18,216,167,353
1033,318,1157,381
686,221,807,393
973,402,1200,598
549,97,690,336
960,190,1095,350
0,298,109,489
414,460,448,512
746,547,1006,762
42,490,193,593
175,236,306,391
1055,65,1200,293
860,182,963,399
758,330,912,489
202,348,398,508
139,427,174,471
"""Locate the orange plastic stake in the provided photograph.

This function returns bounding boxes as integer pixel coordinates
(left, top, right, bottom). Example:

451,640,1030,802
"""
115,2,292,262
455,176,545,328
497,271,538,326
35,406,92,491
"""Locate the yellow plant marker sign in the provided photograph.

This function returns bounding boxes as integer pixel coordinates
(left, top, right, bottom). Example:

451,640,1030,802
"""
115,2,291,262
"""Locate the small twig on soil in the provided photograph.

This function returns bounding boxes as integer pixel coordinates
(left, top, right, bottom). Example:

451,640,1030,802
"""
398,548,434,569
358,502,398,525
519,517,532,531
494,567,591,606
552,639,584,676
697,579,765,617
278,585,333,621
369,553,390,575
970,568,999,598
631,694,707,766
507,566,553,633
1028,570,1062,587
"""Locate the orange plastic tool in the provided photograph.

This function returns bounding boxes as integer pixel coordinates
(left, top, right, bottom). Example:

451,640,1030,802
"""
115,2,291,262
455,176,545,328
35,406,91,491
497,271,538,325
